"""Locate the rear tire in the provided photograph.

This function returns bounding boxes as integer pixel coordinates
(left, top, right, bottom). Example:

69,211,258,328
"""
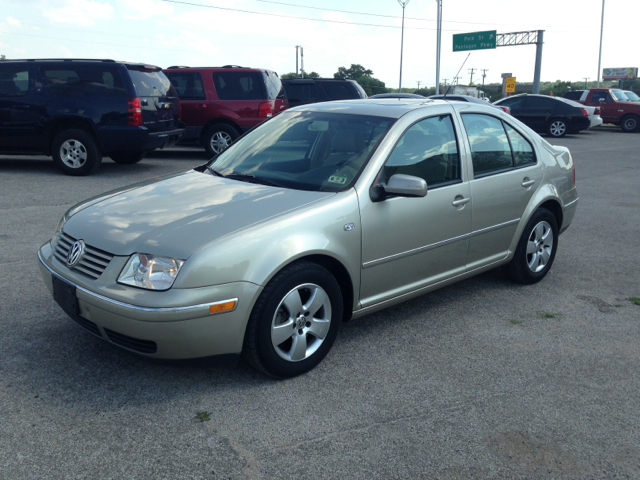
504,208,558,285
110,151,147,164
546,119,567,137
202,124,239,157
52,129,102,176
620,115,640,133
243,261,343,378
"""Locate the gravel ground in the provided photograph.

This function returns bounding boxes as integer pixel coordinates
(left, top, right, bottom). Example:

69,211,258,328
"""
0,126,639,479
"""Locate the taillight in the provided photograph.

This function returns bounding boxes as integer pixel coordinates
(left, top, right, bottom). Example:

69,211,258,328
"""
500,106,510,113
594,107,601,115
580,108,589,117
127,97,143,126
258,102,273,118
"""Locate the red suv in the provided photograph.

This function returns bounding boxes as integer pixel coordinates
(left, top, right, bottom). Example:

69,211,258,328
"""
164,66,288,156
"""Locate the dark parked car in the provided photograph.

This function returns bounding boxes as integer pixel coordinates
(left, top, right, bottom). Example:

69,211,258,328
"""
0,59,184,175
429,94,510,113
164,66,288,156
494,94,590,137
281,78,367,108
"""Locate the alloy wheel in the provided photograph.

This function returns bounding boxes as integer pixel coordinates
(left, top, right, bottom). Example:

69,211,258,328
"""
209,131,232,155
59,139,88,169
549,121,566,137
526,221,554,273
270,283,332,362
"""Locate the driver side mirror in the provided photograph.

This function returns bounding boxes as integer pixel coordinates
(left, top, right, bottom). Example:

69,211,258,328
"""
370,174,428,202
599,98,606,103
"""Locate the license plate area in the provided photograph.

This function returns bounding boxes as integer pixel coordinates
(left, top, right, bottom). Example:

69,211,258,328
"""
52,275,79,316
157,105,173,122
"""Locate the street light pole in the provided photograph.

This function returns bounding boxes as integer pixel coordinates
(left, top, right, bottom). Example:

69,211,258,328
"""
597,0,605,87
435,0,442,94
397,0,410,93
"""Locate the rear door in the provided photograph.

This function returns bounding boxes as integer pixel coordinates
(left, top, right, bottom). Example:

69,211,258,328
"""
164,70,209,137
518,96,557,132
126,65,180,132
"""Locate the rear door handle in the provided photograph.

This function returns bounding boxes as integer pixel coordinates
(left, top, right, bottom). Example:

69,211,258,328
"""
194,104,207,109
452,197,470,207
522,178,535,188
14,104,30,109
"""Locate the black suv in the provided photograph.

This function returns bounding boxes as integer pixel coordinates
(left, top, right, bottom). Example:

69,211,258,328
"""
282,78,367,107
0,59,184,175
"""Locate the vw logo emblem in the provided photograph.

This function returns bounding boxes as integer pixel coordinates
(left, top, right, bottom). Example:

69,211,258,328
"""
67,240,85,268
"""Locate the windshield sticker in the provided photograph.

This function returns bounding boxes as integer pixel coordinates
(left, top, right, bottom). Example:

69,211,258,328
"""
328,175,348,185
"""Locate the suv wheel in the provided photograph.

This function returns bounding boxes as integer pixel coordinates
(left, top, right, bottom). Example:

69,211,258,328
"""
52,129,102,176
202,124,239,157
110,151,147,165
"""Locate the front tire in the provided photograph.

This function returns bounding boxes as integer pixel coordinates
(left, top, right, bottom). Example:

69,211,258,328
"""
243,261,343,378
547,119,567,137
109,151,147,164
620,115,640,133
202,124,239,157
504,208,559,285
52,129,102,176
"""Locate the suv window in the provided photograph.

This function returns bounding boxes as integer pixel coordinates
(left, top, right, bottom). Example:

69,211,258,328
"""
213,71,266,100
320,82,357,101
40,64,126,97
286,83,316,104
127,66,172,97
0,64,30,96
265,72,285,100
462,113,536,177
564,90,584,100
383,115,461,188
165,71,206,100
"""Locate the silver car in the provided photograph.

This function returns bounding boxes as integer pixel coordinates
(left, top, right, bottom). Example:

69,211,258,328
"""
38,99,578,378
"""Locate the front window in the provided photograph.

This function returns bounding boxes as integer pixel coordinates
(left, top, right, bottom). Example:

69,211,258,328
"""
209,111,395,192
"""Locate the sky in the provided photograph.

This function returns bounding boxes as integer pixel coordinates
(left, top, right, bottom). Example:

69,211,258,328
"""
0,0,638,90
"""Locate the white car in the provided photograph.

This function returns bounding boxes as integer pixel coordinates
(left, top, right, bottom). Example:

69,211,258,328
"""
558,97,603,129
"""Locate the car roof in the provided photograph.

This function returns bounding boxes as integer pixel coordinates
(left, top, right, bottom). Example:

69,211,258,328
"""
285,98,501,119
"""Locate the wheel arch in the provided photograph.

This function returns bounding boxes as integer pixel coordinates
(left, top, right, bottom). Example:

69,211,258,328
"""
45,118,97,155
201,118,242,140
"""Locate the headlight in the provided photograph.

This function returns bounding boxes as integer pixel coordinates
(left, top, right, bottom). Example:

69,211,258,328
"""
118,253,185,291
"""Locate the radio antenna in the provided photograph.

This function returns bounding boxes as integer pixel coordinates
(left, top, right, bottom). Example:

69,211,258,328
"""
444,53,471,98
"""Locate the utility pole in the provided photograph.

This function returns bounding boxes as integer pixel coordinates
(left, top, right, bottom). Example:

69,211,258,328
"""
435,0,442,95
397,0,411,93
417,81,422,90
481,68,488,90
583,77,590,89
443,78,448,87
295,45,299,77
468,68,476,85
300,46,304,78
454,76,461,85
597,0,605,87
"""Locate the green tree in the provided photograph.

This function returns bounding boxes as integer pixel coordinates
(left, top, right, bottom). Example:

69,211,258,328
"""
414,87,436,97
357,76,387,96
539,80,572,97
280,71,321,80
334,64,373,80
0,54,5,61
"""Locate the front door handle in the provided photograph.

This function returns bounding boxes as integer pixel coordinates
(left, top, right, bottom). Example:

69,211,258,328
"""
522,178,535,188
194,104,207,109
452,197,470,207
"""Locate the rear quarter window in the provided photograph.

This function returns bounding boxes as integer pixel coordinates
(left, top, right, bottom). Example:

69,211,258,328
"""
40,64,126,97
165,71,206,100
320,82,359,101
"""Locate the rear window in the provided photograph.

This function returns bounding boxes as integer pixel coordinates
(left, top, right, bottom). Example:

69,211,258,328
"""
127,67,173,97
320,82,359,101
265,72,285,100
165,71,206,100
40,64,126,97
212,71,266,100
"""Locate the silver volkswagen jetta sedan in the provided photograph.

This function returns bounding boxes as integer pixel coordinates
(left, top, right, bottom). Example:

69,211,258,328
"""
38,99,578,378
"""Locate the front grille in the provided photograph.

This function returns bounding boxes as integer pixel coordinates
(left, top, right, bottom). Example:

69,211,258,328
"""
54,232,114,279
104,328,158,354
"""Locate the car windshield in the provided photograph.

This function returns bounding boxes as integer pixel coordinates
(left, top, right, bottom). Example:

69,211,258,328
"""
610,89,629,101
624,91,640,101
208,111,395,192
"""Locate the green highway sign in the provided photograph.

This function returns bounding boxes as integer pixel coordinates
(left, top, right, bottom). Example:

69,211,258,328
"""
453,31,497,52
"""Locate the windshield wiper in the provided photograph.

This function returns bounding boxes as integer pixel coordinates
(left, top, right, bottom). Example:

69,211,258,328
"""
207,166,224,177
224,173,284,188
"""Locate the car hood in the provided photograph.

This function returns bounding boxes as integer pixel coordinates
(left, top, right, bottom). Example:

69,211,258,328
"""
63,170,334,259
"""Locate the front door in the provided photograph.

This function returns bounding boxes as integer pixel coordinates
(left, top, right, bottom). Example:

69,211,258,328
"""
359,114,472,308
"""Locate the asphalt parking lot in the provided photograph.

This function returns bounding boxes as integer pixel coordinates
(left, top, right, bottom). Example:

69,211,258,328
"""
1,126,639,479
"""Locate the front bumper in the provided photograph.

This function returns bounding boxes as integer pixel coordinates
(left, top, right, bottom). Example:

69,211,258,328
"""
38,243,261,359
